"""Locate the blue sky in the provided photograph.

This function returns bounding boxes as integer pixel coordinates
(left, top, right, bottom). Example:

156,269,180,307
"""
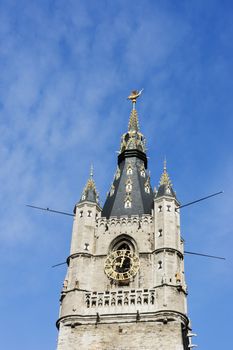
0,0,232,348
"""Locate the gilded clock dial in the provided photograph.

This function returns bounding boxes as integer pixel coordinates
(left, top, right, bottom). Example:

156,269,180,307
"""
104,250,140,281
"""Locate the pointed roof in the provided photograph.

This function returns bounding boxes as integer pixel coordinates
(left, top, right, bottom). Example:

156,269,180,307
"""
159,159,172,186
128,108,139,132
102,158,154,218
102,90,154,218
79,165,99,204
155,159,177,199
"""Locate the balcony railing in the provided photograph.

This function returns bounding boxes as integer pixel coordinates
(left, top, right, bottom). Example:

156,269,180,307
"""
85,289,156,308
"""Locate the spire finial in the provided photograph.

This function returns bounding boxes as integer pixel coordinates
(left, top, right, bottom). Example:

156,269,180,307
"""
127,89,143,110
90,164,94,179
119,88,146,154
159,159,172,186
127,89,143,132
164,157,167,171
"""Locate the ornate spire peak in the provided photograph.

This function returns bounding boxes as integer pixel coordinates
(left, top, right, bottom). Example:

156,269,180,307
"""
80,165,99,204
128,108,139,132
163,157,167,171
90,163,94,179
118,89,147,157
155,159,177,200
159,158,172,187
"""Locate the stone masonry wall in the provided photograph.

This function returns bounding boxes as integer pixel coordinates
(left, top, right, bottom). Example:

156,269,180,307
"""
57,321,185,350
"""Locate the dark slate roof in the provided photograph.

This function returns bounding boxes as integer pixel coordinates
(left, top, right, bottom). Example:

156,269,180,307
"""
155,183,177,199
102,156,154,218
79,176,99,205
102,100,155,218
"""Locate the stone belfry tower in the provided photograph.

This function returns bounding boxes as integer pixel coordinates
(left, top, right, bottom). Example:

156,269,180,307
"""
56,91,191,350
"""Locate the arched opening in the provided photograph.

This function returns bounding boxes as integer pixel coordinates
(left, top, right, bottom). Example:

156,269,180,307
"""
109,234,137,253
106,235,139,286
117,242,130,251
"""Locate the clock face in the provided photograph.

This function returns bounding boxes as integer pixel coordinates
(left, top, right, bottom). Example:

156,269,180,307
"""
104,250,140,281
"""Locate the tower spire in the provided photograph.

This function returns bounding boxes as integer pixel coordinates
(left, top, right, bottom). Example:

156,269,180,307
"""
102,90,153,218
90,163,94,179
159,157,172,186
155,159,178,200
79,165,99,204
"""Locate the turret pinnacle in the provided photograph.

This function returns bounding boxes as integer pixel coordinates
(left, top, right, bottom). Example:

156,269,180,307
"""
155,159,177,199
159,158,172,186
79,165,99,204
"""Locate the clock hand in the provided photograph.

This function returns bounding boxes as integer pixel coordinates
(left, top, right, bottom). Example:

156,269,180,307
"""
120,250,126,268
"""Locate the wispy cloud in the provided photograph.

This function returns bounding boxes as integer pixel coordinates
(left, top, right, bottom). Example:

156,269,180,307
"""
0,1,232,349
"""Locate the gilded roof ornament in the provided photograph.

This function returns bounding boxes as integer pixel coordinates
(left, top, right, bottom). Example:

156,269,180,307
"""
127,89,144,107
127,89,142,131
85,164,95,190
159,158,172,187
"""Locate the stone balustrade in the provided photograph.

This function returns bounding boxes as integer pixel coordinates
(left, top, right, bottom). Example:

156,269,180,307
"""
96,215,153,229
85,289,156,308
